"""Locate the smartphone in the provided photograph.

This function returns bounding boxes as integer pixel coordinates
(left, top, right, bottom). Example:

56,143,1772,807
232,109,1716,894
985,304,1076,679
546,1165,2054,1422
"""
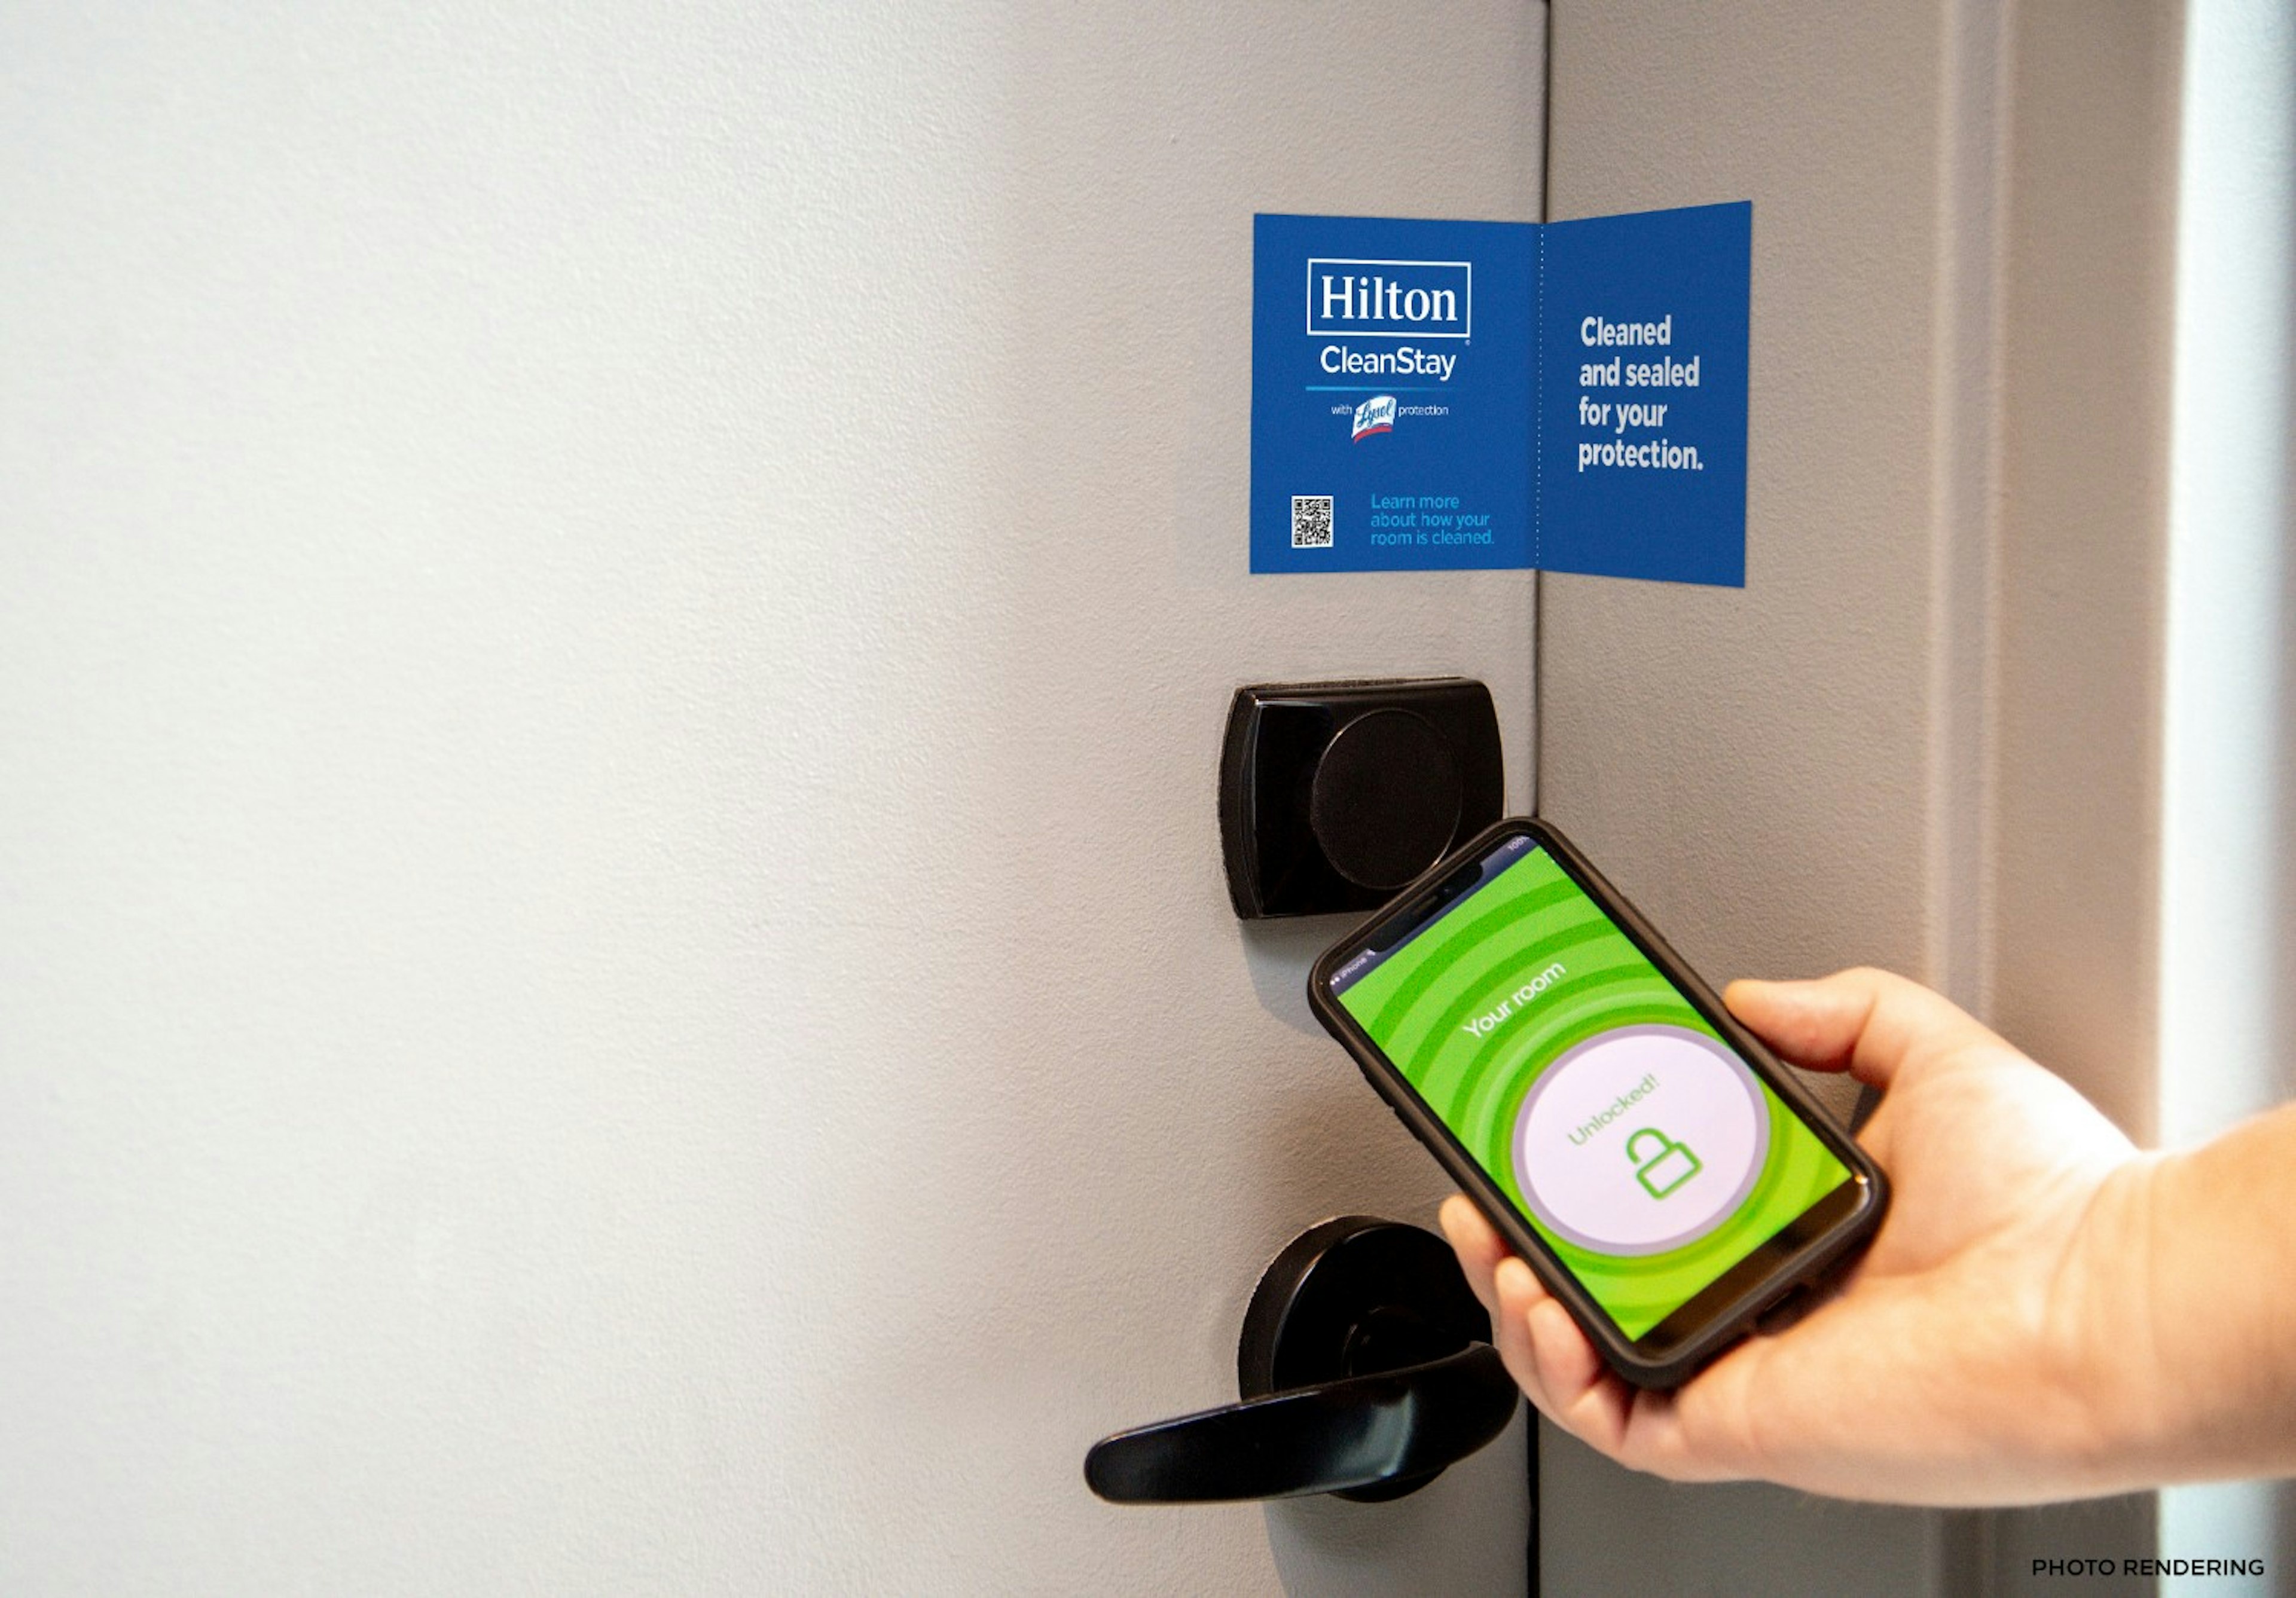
1308,817,1888,1388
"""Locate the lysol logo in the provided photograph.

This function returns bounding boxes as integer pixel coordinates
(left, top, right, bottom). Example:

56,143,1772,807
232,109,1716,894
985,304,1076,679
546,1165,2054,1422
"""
1307,259,1471,338
1351,395,1398,442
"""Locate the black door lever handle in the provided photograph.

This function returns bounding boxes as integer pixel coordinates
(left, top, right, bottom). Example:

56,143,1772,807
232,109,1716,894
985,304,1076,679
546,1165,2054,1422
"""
1084,1340,1516,1502
1085,1215,1522,1504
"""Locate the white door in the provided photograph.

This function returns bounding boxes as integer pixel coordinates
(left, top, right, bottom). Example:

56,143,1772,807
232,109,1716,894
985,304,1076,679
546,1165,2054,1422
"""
0,2,1545,1590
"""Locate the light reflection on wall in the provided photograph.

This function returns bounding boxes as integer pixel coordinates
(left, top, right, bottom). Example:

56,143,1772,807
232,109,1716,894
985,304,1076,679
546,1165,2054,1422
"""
2157,0,2294,1587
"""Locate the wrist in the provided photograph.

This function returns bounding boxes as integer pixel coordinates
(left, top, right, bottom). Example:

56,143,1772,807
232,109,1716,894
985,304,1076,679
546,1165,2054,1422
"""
2038,1149,2179,1493
2103,1108,2296,1484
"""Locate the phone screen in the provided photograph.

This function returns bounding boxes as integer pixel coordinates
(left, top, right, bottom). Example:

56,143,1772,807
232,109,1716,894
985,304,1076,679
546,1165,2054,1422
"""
1327,833,1853,1341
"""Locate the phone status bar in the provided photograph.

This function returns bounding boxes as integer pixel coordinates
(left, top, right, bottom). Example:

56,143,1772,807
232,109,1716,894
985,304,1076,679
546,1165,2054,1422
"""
1326,832,1537,995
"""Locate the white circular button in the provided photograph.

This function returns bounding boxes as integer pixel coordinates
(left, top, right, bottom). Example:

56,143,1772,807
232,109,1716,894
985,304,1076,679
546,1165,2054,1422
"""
1510,1024,1769,1255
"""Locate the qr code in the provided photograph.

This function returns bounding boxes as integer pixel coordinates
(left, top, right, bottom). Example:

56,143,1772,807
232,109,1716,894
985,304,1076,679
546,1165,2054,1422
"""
1291,495,1334,549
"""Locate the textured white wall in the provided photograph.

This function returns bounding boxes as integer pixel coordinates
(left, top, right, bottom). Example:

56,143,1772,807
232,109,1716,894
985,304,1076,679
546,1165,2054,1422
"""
1989,0,2183,1152
0,2,1546,1591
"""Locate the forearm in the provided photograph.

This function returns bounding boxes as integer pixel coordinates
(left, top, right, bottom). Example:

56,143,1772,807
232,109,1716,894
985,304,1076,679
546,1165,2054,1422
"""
2099,1102,2296,1484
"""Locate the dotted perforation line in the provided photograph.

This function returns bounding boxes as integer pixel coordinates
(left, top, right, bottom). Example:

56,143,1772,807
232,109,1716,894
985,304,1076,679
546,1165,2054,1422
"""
1534,224,1544,570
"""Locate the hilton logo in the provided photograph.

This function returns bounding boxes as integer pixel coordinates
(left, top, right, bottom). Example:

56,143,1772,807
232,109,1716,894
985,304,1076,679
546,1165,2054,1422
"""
1306,259,1471,338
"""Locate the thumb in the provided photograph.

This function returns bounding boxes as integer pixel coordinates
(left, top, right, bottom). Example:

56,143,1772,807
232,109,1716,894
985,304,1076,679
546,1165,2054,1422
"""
1723,967,1987,1090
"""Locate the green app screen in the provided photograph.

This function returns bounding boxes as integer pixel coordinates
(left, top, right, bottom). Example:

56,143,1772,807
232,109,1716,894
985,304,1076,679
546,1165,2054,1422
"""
1333,841,1849,1339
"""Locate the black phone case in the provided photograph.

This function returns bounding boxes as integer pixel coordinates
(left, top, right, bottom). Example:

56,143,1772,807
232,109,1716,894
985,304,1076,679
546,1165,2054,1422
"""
1305,816,1889,1389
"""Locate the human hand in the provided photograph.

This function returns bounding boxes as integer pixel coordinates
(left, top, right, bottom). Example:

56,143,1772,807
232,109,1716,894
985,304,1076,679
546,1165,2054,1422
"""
1440,967,2158,1507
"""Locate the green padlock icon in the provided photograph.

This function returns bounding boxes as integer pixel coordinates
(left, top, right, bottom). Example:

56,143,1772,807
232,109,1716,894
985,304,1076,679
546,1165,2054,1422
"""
1626,1128,1703,1199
